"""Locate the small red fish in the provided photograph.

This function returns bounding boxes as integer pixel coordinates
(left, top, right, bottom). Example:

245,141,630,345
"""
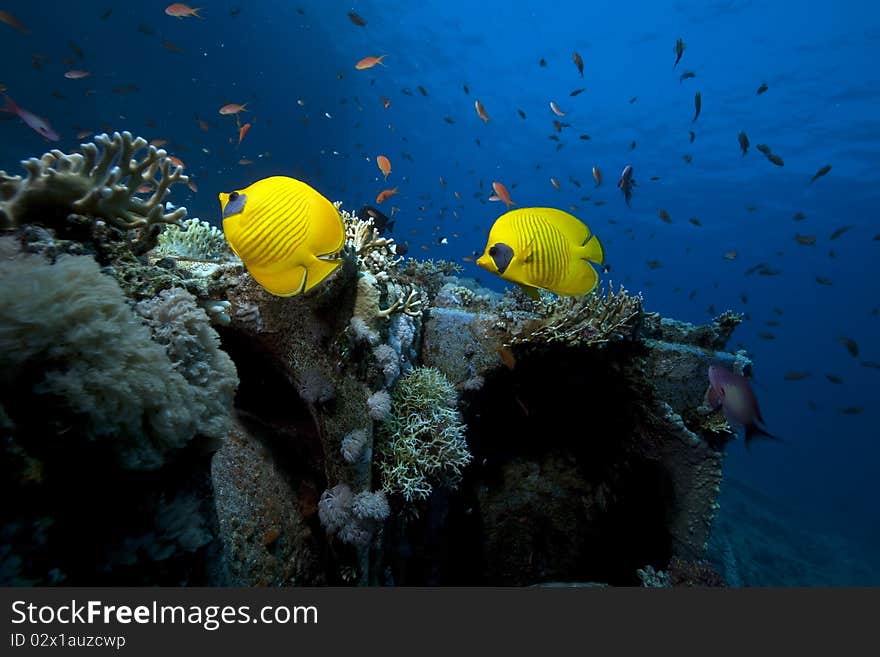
165,4,202,18
355,55,386,70
238,122,251,144
167,155,185,168
376,155,391,180
219,102,247,115
376,187,398,203
706,364,778,446
1,94,59,141
489,181,513,208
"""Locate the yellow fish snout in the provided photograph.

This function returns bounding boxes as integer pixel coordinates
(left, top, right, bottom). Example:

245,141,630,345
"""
476,252,494,272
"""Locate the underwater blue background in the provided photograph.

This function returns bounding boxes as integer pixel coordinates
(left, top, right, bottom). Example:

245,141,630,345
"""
2,0,878,583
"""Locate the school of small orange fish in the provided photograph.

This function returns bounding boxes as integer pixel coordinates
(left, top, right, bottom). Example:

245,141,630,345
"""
0,5,875,418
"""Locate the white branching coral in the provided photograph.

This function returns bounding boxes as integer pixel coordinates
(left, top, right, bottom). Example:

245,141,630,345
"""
153,218,233,261
338,203,402,280
377,287,422,318
353,271,424,326
377,367,472,502
0,131,188,250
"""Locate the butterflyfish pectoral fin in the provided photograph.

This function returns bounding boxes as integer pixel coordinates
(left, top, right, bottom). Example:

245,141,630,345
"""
518,284,542,301
303,256,343,293
248,264,308,297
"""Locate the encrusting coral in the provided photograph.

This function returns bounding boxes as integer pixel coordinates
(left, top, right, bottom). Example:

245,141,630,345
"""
0,131,188,253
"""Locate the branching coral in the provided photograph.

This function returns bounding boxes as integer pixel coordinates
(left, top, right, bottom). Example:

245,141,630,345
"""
152,218,233,262
0,131,188,252
508,282,642,347
377,288,422,318
353,271,424,326
339,204,402,280
377,367,472,502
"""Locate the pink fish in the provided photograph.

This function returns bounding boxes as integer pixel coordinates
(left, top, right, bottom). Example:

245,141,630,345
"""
706,364,778,446
1,94,59,141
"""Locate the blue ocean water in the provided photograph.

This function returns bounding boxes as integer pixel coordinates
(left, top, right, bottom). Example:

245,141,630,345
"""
2,0,878,583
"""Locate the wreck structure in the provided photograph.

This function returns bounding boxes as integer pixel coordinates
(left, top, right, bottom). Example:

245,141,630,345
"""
0,135,741,586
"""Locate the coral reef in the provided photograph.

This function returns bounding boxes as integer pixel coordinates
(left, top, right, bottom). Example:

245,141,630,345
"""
377,367,472,502
0,132,188,253
0,244,236,470
0,139,758,587
0,237,237,585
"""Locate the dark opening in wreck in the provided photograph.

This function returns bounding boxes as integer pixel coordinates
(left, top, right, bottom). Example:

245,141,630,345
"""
384,343,675,586
213,329,333,585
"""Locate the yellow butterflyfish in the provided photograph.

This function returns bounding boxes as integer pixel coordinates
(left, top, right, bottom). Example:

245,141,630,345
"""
219,176,345,296
476,207,605,299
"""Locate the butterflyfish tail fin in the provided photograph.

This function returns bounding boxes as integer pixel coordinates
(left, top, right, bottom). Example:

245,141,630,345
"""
303,257,343,293
248,264,308,297
577,233,605,265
